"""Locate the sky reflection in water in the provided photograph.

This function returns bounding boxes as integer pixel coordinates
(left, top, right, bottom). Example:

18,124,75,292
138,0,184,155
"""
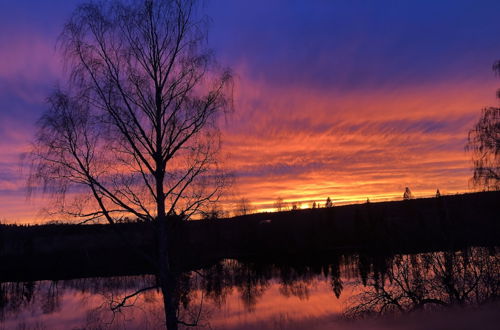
1,247,498,329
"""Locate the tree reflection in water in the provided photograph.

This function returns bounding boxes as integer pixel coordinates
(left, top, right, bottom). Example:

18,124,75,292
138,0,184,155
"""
0,247,498,329
344,247,499,318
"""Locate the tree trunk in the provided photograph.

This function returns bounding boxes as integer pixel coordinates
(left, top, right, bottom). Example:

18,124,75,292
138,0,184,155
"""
157,215,178,329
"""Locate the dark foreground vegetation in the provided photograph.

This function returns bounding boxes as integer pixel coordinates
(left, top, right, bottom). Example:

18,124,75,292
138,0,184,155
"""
1,191,498,282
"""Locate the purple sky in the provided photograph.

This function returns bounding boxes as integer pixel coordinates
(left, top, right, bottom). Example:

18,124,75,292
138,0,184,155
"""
1,0,500,222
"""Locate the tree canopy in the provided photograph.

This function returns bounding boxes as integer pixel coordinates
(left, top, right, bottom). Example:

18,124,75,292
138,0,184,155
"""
466,63,500,190
28,0,233,224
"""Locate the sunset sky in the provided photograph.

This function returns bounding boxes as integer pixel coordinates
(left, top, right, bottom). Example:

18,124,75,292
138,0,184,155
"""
1,0,500,222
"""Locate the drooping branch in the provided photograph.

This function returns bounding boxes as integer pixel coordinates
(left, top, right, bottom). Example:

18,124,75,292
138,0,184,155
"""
466,106,500,190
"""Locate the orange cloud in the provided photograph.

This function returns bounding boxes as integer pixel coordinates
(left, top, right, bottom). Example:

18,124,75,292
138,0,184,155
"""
218,72,494,213
0,48,497,223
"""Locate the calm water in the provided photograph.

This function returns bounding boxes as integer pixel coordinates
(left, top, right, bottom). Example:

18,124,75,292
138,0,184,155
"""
1,247,498,329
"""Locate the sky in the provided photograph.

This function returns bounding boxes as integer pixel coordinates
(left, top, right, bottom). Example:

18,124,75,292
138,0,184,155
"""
1,0,500,222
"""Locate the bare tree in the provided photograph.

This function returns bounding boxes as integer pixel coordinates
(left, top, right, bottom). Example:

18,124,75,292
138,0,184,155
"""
235,197,252,216
201,203,227,220
465,62,500,190
274,196,285,212
344,248,499,319
27,0,232,328
466,107,499,190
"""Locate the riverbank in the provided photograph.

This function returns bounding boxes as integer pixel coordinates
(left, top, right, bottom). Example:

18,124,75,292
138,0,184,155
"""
1,191,498,282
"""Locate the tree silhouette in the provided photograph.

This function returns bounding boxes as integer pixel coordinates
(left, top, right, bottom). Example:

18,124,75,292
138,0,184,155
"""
466,110,499,190
202,204,226,220
465,62,499,190
235,198,252,216
403,187,413,200
274,197,285,212
27,1,232,328
345,248,498,318
325,197,333,208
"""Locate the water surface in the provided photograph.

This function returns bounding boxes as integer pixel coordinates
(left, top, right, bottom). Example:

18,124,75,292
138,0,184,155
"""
1,247,498,329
